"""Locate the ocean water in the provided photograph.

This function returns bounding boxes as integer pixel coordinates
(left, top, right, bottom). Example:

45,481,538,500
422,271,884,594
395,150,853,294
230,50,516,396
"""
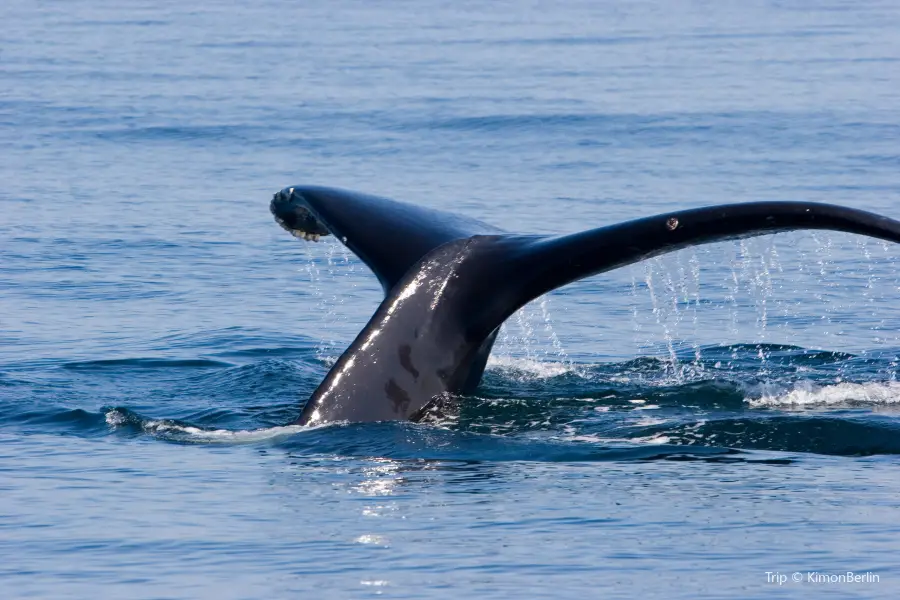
3,0,900,597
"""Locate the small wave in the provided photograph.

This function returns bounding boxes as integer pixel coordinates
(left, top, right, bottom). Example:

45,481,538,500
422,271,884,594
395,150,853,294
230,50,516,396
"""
427,113,595,132
10,407,110,432
272,421,747,463
639,416,900,456
212,346,316,359
104,408,307,443
152,328,319,354
745,380,900,407
556,423,672,445
97,408,754,462
94,124,258,143
699,343,856,364
64,358,232,370
0,373,29,387
483,343,868,388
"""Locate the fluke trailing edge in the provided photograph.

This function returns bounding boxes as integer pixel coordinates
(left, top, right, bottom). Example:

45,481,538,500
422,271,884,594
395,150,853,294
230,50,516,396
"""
270,186,900,426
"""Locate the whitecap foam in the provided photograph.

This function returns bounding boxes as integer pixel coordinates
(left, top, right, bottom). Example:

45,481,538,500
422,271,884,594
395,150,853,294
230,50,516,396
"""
486,355,576,378
634,416,668,426
556,423,671,445
152,421,309,442
629,434,672,445
745,380,900,408
104,408,312,442
355,534,389,546
104,410,127,426
555,431,672,446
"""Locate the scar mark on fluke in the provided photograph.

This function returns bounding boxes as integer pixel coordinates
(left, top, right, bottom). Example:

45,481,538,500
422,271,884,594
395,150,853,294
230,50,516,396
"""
399,345,419,380
385,378,412,414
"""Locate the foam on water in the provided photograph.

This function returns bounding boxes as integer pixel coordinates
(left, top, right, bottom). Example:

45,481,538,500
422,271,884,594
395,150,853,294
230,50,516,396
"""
104,408,311,442
745,380,900,408
485,355,575,378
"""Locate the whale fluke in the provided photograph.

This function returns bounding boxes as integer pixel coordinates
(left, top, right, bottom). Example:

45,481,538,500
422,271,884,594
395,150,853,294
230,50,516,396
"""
271,186,501,293
271,186,900,425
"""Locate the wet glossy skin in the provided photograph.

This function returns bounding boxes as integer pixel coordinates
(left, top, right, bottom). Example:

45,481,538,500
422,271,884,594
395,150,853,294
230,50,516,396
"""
270,186,500,292
271,186,506,423
271,186,900,425
298,238,495,424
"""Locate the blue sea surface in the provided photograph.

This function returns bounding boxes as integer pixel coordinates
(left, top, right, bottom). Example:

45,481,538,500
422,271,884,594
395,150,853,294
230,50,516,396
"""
3,1,900,598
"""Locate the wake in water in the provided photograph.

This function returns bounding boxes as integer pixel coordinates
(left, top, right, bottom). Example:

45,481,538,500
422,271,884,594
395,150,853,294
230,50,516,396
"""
3,338,899,459
8,224,900,458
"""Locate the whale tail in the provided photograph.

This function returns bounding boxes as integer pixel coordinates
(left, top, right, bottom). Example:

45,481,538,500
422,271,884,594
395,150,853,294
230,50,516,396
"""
271,186,900,424
270,185,502,293
458,201,900,340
